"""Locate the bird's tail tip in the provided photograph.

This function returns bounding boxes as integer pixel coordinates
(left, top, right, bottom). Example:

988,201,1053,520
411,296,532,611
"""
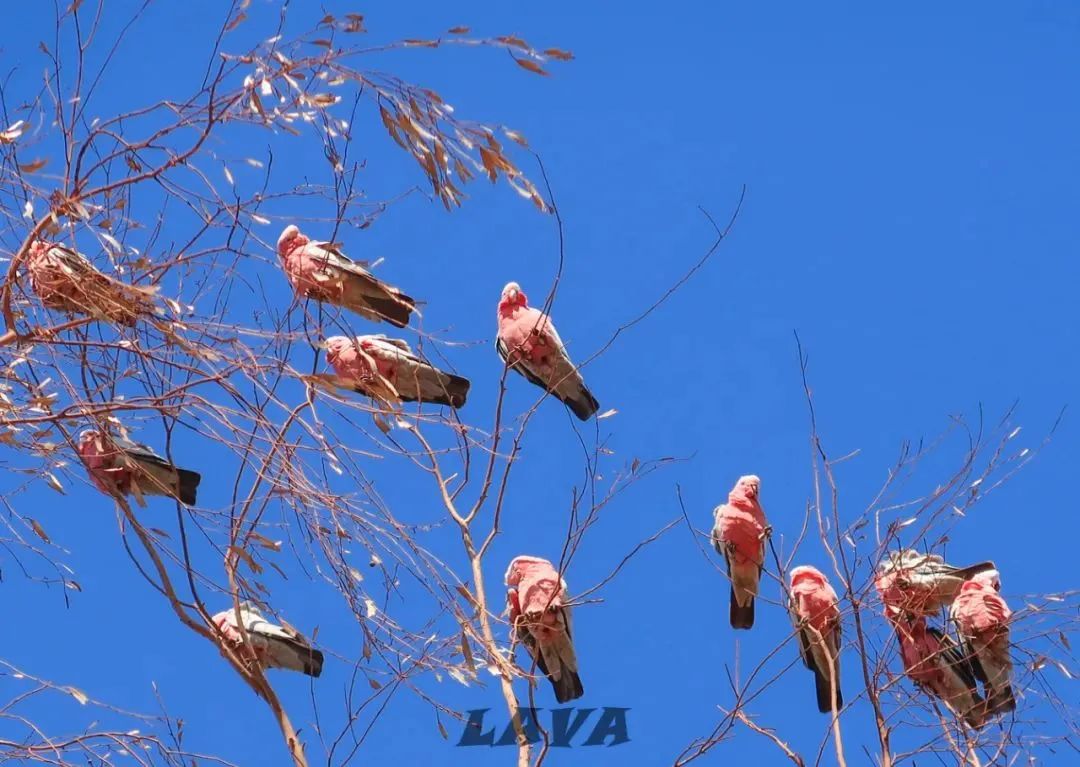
729,588,754,629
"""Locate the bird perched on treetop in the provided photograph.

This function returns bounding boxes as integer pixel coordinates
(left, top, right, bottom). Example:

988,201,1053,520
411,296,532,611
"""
324,334,469,408
78,429,200,507
712,474,770,629
496,281,599,421
27,240,160,326
212,602,323,678
277,225,415,327
951,569,1016,715
505,555,583,703
789,565,843,713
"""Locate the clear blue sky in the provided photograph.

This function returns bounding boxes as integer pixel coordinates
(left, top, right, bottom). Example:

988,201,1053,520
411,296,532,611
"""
2,2,1077,765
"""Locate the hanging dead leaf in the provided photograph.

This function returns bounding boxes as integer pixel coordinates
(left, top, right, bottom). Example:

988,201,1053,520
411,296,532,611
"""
67,686,89,705
0,120,26,144
447,26,469,34
29,518,50,544
514,58,549,77
225,11,247,32
496,35,530,50
460,630,476,674
504,129,529,147
19,158,48,174
543,48,575,61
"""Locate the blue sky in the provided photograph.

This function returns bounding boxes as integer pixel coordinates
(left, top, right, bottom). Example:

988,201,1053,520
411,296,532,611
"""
1,1,1078,765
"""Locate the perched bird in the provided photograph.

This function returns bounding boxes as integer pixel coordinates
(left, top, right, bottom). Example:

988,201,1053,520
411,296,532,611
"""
505,555,583,703
212,602,323,678
789,565,843,712
875,550,996,617
324,335,469,408
77,429,200,506
276,225,415,327
496,282,599,421
27,240,159,326
712,475,769,629
952,570,1015,714
891,611,986,729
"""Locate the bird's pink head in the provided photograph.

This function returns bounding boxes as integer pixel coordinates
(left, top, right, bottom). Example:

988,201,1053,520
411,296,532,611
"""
729,474,761,504
27,240,50,264
504,554,554,587
276,225,308,260
323,335,353,365
499,282,528,313
77,429,101,451
972,569,1001,591
790,565,828,589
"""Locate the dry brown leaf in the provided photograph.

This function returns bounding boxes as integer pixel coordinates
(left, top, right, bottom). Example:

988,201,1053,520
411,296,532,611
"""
19,158,48,174
504,129,529,147
225,11,247,32
496,35,530,50
29,518,50,544
514,58,549,77
544,48,574,61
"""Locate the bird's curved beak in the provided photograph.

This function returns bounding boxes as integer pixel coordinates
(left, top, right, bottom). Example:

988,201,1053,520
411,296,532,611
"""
507,288,519,302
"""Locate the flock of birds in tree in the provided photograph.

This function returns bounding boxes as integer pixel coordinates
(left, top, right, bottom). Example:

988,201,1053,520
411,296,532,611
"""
24,228,1012,725
712,475,1015,725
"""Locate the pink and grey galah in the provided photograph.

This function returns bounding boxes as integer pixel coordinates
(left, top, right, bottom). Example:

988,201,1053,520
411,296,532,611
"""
78,429,200,507
211,602,323,678
496,282,599,421
875,550,996,617
27,240,160,326
789,565,843,712
505,555,583,703
276,225,415,327
890,610,986,729
951,569,1015,715
324,335,470,408
712,475,770,629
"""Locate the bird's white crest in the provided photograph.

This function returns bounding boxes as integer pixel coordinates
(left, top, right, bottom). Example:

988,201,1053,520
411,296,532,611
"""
501,281,522,300
974,569,1002,590
277,224,301,251
78,428,100,443
504,554,553,585
790,565,826,584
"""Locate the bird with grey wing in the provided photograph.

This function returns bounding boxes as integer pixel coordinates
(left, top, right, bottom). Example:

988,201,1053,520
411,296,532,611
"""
78,429,200,506
875,550,996,617
212,602,324,678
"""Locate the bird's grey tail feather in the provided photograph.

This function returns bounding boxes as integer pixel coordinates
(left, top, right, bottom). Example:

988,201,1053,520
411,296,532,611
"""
177,468,201,506
729,586,754,629
551,666,584,703
957,561,996,579
304,647,325,678
441,373,471,409
990,685,1016,714
362,294,413,328
814,666,842,713
565,386,599,421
